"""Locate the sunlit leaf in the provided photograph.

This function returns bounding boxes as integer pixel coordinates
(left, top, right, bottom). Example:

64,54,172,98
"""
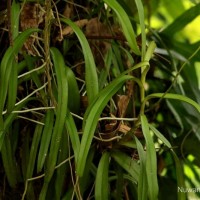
162,3,200,36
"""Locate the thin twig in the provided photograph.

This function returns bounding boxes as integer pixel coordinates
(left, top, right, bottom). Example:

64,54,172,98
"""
17,116,45,125
18,62,46,78
15,82,48,106
22,155,74,200
99,117,138,121
94,135,122,142
12,106,55,113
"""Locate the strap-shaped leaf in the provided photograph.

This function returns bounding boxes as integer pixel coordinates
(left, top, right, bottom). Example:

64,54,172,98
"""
65,66,80,114
103,0,140,55
143,93,200,113
1,134,19,187
65,110,80,165
111,150,139,182
0,98,35,150
39,48,68,200
7,60,18,113
77,75,133,176
0,28,39,127
134,0,146,60
26,123,43,180
141,115,158,200
37,110,54,173
95,152,110,200
149,125,186,200
135,137,148,200
171,151,186,200
61,18,99,105
11,0,20,40
149,124,171,148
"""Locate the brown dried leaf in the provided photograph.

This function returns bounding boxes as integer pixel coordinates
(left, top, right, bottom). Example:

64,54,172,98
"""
125,80,134,98
63,3,74,18
117,95,130,117
85,18,110,37
80,95,88,110
62,19,88,36
105,121,117,132
118,123,131,134
85,18,112,67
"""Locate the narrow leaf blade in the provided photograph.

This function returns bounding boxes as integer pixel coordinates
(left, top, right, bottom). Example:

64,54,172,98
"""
141,115,158,200
145,93,200,113
61,18,99,104
103,0,140,55
95,152,110,200
77,75,133,176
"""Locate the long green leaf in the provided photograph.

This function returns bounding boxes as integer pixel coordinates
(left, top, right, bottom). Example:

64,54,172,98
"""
103,0,140,55
149,124,171,148
134,0,146,60
135,137,148,200
37,110,54,173
54,130,69,200
0,98,35,151
11,0,20,40
39,48,68,200
171,151,186,200
65,110,80,164
111,150,139,182
149,125,186,200
1,134,19,188
82,73,143,130
26,123,43,179
143,93,200,113
79,147,96,195
95,152,110,200
7,60,18,113
0,28,39,127
65,66,80,114
61,18,99,105
24,123,43,200
77,75,133,176
140,115,158,200
115,165,124,200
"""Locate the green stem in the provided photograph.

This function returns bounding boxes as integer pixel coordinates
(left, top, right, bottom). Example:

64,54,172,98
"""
140,41,156,111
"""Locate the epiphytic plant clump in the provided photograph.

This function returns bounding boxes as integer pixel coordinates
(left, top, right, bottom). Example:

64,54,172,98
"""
0,0,200,199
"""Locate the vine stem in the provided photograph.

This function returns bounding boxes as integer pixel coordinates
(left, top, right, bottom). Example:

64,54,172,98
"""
44,0,55,106
140,41,156,113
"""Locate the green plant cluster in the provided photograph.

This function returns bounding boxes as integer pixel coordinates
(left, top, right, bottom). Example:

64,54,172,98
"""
0,0,200,199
